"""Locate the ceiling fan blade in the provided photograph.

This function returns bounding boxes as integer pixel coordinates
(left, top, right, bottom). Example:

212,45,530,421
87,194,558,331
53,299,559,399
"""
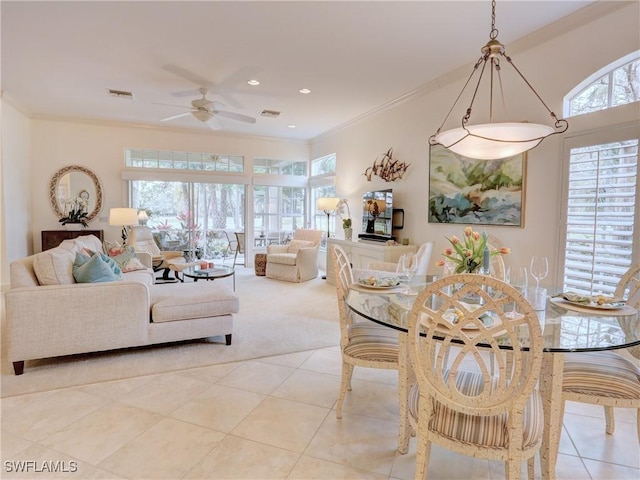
162,64,214,89
160,112,192,122
214,110,256,124
206,118,223,130
153,102,194,110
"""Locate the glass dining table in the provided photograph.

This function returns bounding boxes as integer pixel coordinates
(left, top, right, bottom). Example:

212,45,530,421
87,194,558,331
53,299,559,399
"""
345,284,640,480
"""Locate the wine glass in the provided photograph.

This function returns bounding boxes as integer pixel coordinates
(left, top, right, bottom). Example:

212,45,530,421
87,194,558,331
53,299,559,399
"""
400,253,418,294
506,266,528,317
530,256,549,290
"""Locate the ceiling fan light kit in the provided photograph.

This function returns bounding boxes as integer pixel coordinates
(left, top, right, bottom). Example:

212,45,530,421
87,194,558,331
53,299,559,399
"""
157,87,256,128
429,0,568,160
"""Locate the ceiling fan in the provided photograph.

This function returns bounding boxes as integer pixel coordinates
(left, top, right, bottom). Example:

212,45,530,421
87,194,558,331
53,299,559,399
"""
156,88,256,129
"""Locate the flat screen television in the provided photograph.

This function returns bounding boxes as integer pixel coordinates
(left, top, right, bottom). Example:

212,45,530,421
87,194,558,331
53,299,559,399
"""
358,189,394,242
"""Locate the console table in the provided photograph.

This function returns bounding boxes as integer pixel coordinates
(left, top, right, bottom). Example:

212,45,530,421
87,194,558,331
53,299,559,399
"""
326,238,417,285
41,230,104,251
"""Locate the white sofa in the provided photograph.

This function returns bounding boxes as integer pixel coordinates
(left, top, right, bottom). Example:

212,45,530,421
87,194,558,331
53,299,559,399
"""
5,235,239,375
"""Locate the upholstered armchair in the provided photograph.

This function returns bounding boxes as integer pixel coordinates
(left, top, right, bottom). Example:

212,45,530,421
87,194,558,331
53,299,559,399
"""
265,229,323,282
127,226,197,282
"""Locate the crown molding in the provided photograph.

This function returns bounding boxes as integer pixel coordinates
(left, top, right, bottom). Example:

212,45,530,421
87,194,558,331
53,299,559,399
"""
311,0,633,144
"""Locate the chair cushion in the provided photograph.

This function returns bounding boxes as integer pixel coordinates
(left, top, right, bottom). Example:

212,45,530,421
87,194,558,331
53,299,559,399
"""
563,350,640,399
267,253,298,266
150,282,239,323
344,322,399,363
408,371,543,449
287,239,315,254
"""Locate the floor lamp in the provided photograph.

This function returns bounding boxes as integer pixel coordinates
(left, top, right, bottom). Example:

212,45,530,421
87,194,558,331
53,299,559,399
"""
317,197,339,279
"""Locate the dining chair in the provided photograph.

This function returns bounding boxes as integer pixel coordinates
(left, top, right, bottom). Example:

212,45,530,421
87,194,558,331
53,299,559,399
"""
561,263,640,441
331,244,400,419
407,274,543,480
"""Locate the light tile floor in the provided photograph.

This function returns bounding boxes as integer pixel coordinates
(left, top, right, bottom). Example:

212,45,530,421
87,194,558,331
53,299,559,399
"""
2,346,638,479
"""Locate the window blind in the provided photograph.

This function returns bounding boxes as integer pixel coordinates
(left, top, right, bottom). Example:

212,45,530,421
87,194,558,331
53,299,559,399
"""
563,139,638,294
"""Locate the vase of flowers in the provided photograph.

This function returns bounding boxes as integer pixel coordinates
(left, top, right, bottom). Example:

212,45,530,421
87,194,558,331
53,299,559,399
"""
59,197,89,230
337,198,353,241
436,227,510,274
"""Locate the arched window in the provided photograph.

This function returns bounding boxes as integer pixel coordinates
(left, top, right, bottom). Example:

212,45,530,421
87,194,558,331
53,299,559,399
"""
563,51,639,117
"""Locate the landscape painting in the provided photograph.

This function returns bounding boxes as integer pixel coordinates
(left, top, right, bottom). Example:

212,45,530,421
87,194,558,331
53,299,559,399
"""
428,145,526,226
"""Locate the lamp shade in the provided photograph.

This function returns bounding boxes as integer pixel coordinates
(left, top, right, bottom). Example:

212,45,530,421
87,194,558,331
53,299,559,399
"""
109,207,139,226
435,123,554,160
317,197,339,212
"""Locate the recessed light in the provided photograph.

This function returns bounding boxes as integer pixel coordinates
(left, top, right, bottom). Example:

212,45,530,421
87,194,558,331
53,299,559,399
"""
247,79,260,86
299,88,311,94
288,125,296,129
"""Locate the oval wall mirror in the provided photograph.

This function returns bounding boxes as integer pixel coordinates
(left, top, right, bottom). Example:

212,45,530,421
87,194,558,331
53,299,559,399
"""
49,165,103,222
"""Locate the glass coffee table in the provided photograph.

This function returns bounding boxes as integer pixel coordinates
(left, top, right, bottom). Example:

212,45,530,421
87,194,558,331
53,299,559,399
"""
181,265,235,290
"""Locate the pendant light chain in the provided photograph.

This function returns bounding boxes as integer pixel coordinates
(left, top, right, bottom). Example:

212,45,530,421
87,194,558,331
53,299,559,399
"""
490,0,499,40
429,0,569,159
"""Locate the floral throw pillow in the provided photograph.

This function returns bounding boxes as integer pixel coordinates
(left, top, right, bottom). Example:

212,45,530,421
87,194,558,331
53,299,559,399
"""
107,245,146,272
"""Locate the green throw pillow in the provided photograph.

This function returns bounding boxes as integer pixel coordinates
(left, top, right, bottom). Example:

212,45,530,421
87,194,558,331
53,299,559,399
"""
73,252,123,283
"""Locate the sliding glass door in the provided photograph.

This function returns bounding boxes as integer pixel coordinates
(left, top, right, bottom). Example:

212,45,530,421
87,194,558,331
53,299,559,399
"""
130,180,246,261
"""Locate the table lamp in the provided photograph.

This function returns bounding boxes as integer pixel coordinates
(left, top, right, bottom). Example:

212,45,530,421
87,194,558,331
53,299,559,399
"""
317,197,339,240
109,207,139,243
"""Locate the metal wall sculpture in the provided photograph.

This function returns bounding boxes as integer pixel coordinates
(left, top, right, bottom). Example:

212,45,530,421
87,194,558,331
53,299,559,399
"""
363,148,410,182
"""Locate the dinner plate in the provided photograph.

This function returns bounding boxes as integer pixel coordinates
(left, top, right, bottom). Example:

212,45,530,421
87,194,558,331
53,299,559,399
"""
355,283,400,290
553,296,626,310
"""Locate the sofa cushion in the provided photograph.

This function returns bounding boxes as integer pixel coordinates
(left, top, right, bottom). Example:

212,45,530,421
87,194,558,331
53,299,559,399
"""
150,282,239,323
62,234,104,254
287,239,315,254
108,245,147,272
73,253,124,283
266,253,298,266
32,246,77,285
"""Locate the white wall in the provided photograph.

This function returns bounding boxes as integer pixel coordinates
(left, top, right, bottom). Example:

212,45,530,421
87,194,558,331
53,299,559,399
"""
1,99,32,288
29,119,309,251
310,2,640,286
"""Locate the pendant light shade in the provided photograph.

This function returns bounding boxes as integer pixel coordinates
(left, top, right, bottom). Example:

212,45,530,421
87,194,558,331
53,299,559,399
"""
435,122,555,160
430,0,568,160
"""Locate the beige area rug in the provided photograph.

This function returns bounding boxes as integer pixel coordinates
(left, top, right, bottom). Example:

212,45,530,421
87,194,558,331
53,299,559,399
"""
1,268,339,397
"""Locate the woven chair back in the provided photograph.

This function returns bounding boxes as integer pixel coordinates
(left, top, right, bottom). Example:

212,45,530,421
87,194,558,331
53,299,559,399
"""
408,273,542,416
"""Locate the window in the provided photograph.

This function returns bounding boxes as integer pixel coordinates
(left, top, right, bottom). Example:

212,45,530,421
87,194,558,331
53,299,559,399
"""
130,180,246,260
253,186,305,244
564,51,639,117
309,154,337,242
311,154,336,176
126,149,244,172
254,158,307,176
562,139,638,294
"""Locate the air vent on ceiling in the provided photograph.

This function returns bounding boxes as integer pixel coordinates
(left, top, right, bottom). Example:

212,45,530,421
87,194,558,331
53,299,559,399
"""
107,88,134,100
260,109,281,118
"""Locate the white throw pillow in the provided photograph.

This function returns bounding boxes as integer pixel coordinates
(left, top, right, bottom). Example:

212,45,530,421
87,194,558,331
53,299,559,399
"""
33,247,76,285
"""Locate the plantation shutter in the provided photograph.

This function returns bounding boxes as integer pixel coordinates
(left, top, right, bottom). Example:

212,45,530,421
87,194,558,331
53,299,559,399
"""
563,139,638,294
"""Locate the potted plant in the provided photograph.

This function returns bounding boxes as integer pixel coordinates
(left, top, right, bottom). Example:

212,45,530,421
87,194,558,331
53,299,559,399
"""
59,197,89,230
337,199,353,241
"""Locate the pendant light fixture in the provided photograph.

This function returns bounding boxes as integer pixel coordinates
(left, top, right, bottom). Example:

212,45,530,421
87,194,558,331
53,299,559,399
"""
430,0,568,160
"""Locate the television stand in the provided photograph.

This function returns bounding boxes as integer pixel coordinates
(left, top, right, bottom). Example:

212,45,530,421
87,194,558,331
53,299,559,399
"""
325,238,416,285
357,234,395,242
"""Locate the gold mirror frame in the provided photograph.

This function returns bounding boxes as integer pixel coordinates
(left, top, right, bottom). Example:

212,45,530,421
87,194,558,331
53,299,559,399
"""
49,165,103,222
